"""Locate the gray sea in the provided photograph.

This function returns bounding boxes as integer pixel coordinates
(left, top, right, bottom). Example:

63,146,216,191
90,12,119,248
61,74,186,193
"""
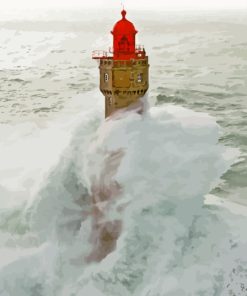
0,8,247,296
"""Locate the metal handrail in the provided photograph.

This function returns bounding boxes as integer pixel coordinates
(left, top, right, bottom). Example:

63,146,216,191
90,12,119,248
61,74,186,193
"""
92,50,113,59
92,45,146,59
135,44,145,51
108,45,145,54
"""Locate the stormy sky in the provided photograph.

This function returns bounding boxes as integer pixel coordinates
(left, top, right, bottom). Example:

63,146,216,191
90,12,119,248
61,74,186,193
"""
2,0,247,10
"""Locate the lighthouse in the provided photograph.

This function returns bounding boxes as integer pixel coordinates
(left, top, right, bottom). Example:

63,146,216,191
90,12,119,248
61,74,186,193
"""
92,9,149,118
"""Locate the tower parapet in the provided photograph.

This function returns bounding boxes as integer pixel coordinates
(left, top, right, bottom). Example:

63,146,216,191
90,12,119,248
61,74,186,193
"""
92,10,149,118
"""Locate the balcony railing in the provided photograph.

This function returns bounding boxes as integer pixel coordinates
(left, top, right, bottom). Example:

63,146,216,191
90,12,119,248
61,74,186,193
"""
92,50,112,59
92,45,146,59
135,45,145,52
99,57,148,68
108,45,145,54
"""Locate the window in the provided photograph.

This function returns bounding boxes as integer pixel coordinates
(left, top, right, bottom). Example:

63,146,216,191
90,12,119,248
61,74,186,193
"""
118,35,130,52
108,97,113,105
137,73,143,83
104,73,109,82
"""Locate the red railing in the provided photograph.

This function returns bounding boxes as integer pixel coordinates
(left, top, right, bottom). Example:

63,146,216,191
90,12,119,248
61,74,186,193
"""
92,45,146,59
108,45,145,54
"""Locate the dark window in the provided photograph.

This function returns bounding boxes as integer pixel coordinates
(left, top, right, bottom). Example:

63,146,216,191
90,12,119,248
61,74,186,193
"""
118,35,130,52
137,73,143,83
104,73,109,82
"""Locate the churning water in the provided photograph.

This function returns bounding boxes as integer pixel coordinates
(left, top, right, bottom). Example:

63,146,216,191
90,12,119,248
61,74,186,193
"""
0,8,247,296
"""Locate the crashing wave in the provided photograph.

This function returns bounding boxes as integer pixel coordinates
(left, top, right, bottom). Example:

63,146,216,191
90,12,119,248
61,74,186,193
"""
0,98,246,296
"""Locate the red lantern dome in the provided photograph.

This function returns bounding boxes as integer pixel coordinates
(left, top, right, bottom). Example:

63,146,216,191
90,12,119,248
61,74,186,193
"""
111,10,138,60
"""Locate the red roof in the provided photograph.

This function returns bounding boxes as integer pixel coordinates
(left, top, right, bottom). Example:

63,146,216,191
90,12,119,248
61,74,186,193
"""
111,10,137,35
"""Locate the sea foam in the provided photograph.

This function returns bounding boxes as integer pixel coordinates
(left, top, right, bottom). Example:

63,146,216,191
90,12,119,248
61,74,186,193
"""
0,97,246,296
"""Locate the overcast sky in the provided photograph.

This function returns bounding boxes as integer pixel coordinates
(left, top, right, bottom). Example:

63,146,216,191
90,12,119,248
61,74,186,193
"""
2,0,247,10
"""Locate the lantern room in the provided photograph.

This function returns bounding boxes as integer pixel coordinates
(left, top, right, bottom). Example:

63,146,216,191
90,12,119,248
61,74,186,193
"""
111,10,138,60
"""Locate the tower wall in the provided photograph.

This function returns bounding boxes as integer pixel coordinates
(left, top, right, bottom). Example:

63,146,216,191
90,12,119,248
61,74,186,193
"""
99,57,149,117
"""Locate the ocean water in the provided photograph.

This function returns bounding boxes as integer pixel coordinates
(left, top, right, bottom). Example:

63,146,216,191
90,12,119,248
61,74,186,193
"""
0,8,247,296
